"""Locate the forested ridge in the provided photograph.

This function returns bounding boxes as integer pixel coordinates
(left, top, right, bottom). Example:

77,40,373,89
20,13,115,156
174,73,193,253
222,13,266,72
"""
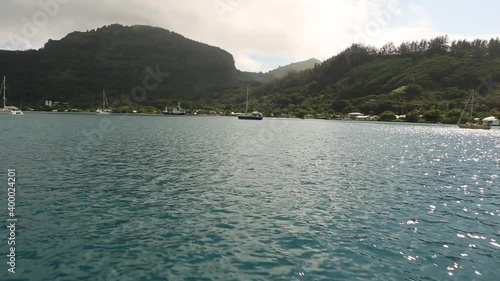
0,24,243,110
249,36,500,121
1,24,499,121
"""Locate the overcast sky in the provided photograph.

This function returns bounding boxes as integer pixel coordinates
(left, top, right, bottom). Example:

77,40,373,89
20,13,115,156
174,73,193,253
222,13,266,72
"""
1,0,499,72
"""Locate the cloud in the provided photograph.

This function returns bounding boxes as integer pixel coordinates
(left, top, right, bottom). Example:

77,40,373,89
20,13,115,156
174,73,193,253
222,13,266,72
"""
233,52,263,72
408,2,433,27
0,0,499,72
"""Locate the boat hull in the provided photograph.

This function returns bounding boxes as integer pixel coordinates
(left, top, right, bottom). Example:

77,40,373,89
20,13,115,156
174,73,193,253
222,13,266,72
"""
457,124,490,130
1,109,23,115
238,115,263,120
96,110,111,115
163,112,185,115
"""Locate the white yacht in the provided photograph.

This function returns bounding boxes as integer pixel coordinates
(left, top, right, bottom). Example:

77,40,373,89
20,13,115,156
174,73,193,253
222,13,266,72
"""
0,76,23,115
482,116,499,126
237,86,262,120
163,102,186,115
457,90,490,130
96,90,112,115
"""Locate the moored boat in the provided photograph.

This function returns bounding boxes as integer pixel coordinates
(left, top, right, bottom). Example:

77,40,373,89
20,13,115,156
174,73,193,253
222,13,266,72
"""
237,85,263,120
457,90,490,130
238,111,263,120
457,123,490,130
0,76,23,115
96,90,112,115
163,101,186,115
482,116,499,126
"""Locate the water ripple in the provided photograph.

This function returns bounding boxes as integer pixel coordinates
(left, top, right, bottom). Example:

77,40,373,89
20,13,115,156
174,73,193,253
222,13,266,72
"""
1,115,499,280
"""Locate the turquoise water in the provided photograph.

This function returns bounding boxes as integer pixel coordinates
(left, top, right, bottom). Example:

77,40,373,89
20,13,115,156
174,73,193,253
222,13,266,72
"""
1,113,499,281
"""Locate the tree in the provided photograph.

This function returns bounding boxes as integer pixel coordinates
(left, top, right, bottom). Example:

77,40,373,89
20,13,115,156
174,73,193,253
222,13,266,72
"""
405,112,420,122
359,99,379,114
427,36,449,56
295,109,308,118
331,100,349,113
443,108,463,124
423,109,443,123
398,42,411,55
487,38,500,57
471,39,488,61
405,84,424,99
379,111,397,121
379,42,397,55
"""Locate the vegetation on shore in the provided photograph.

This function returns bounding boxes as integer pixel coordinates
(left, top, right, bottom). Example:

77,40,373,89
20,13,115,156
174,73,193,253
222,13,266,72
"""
246,36,500,122
1,24,499,122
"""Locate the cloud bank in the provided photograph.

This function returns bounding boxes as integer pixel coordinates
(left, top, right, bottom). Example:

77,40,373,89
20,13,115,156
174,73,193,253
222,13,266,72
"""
0,0,498,72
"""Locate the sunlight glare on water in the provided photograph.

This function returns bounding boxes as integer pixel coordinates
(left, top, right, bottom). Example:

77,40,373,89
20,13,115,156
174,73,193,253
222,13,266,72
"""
0,113,499,281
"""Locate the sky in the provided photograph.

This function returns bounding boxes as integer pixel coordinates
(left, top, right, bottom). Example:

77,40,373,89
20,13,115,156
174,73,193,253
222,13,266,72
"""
0,0,499,72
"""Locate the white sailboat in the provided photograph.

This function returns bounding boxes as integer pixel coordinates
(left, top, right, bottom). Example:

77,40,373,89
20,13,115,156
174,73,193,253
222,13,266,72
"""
237,85,262,120
96,90,112,115
172,101,185,115
0,76,23,115
457,90,490,130
163,101,186,115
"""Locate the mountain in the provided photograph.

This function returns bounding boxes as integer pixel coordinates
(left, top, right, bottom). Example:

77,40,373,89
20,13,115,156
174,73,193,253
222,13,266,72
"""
238,58,322,83
1,26,499,120
0,24,250,109
250,37,500,120
268,58,321,78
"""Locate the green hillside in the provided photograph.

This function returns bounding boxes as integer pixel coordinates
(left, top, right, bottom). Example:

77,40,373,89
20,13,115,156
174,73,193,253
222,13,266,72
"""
250,37,500,120
0,24,247,109
1,25,499,120
268,58,321,78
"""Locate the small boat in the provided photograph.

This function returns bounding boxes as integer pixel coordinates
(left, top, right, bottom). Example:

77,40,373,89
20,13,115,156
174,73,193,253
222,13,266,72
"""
0,76,23,115
457,123,491,130
163,101,186,115
238,111,263,120
96,90,112,115
237,86,263,120
457,90,490,130
10,110,23,115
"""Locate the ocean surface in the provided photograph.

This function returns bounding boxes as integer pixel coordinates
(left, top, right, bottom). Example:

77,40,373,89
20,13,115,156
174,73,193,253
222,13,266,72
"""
1,112,499,281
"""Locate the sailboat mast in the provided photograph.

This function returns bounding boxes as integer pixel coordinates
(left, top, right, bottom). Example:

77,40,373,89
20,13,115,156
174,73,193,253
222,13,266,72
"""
470,90,474,120
458,92,472,124
2,76,6,108
245,85,249,114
